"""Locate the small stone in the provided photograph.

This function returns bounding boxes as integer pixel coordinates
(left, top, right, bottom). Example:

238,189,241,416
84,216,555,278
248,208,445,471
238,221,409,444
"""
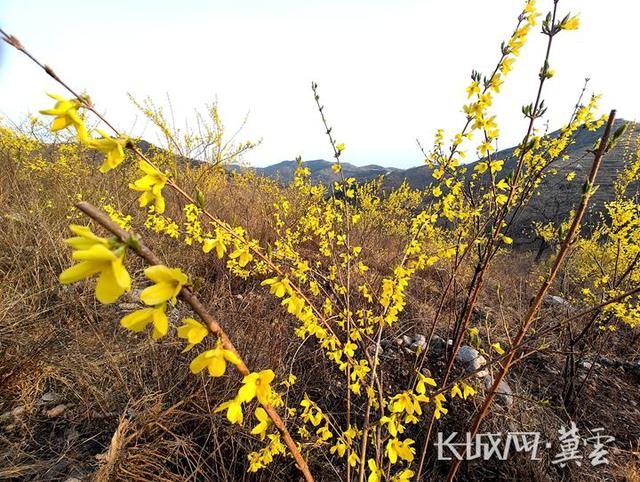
46,404,66,418
41,391,57,403
401,335,413,347
457,346,487,372
483,376,513,407
413,334,426,348
597,356,617,367
625,360,640,374
544,295,572,310
578,360,594,370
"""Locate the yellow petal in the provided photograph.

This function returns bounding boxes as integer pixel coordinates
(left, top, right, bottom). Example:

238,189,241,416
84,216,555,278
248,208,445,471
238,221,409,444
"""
120,308,154,332
51,116,71,131
207,353,227,377
190,350,214,374
152,304,169,339
95,265,126,304
222,348,241,367
59,261,102,284
72,244,116,262
111,256,131,291
140,282,175,305
238,381,257,403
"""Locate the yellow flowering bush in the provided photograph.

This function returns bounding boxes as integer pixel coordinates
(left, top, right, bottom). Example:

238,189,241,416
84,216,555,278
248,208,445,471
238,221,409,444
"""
1,1,638,481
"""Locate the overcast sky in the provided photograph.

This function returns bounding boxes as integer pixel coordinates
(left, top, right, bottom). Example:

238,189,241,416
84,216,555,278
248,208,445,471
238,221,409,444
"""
0,1,638,168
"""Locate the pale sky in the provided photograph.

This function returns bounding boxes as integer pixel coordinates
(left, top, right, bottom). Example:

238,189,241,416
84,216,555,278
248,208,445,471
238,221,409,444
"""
0,1,638,168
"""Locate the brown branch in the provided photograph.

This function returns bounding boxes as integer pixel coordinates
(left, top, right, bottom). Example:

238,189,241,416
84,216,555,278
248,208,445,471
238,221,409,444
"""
446,109,617,481
75,201,314,482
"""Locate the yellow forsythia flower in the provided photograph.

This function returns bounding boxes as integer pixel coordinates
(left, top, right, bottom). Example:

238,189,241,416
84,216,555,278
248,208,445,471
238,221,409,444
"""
491,342,506,355
250,407,272,440
561,15,580,30
385,438,415,464
391,469,416,481
229,245,253,267
189,340,241,377
39,93,83,132
129,160,168,214
59,225,131,304
367,459,383,482
177,318,209,352
238,369,275,405
261,277,292,298
120,303,169,339
215,398,244,425
63,224,110,250
88,129,128,173
451,384,463,399
140,265,188,306
433,393,448,420
203,236,227,258
461,382,476,400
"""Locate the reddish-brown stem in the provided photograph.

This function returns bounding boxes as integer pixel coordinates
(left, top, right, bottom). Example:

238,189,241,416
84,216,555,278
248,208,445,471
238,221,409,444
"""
75,201,314,482
446,109,617,481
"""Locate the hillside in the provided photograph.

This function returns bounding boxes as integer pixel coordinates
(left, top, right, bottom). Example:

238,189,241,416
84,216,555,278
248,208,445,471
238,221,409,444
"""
248,119,640,241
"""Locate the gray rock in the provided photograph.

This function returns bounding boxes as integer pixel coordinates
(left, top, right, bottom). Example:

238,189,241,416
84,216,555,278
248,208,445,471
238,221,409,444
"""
597,356,617,367
457,345,487,373
413,334,426,349
578,360,594,370
483,376,514,407
41,391,57,403
429,335,447,355
544,295,572,310
401,335,413,347
409,334,427,353
624,360,640,375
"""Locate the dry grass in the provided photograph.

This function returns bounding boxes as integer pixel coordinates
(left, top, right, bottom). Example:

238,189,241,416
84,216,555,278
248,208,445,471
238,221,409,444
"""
1,137,639,481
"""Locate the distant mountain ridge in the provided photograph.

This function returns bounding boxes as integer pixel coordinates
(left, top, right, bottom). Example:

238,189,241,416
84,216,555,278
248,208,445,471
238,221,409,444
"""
253,159,401,185
241,119,640,242
247,119,639,194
